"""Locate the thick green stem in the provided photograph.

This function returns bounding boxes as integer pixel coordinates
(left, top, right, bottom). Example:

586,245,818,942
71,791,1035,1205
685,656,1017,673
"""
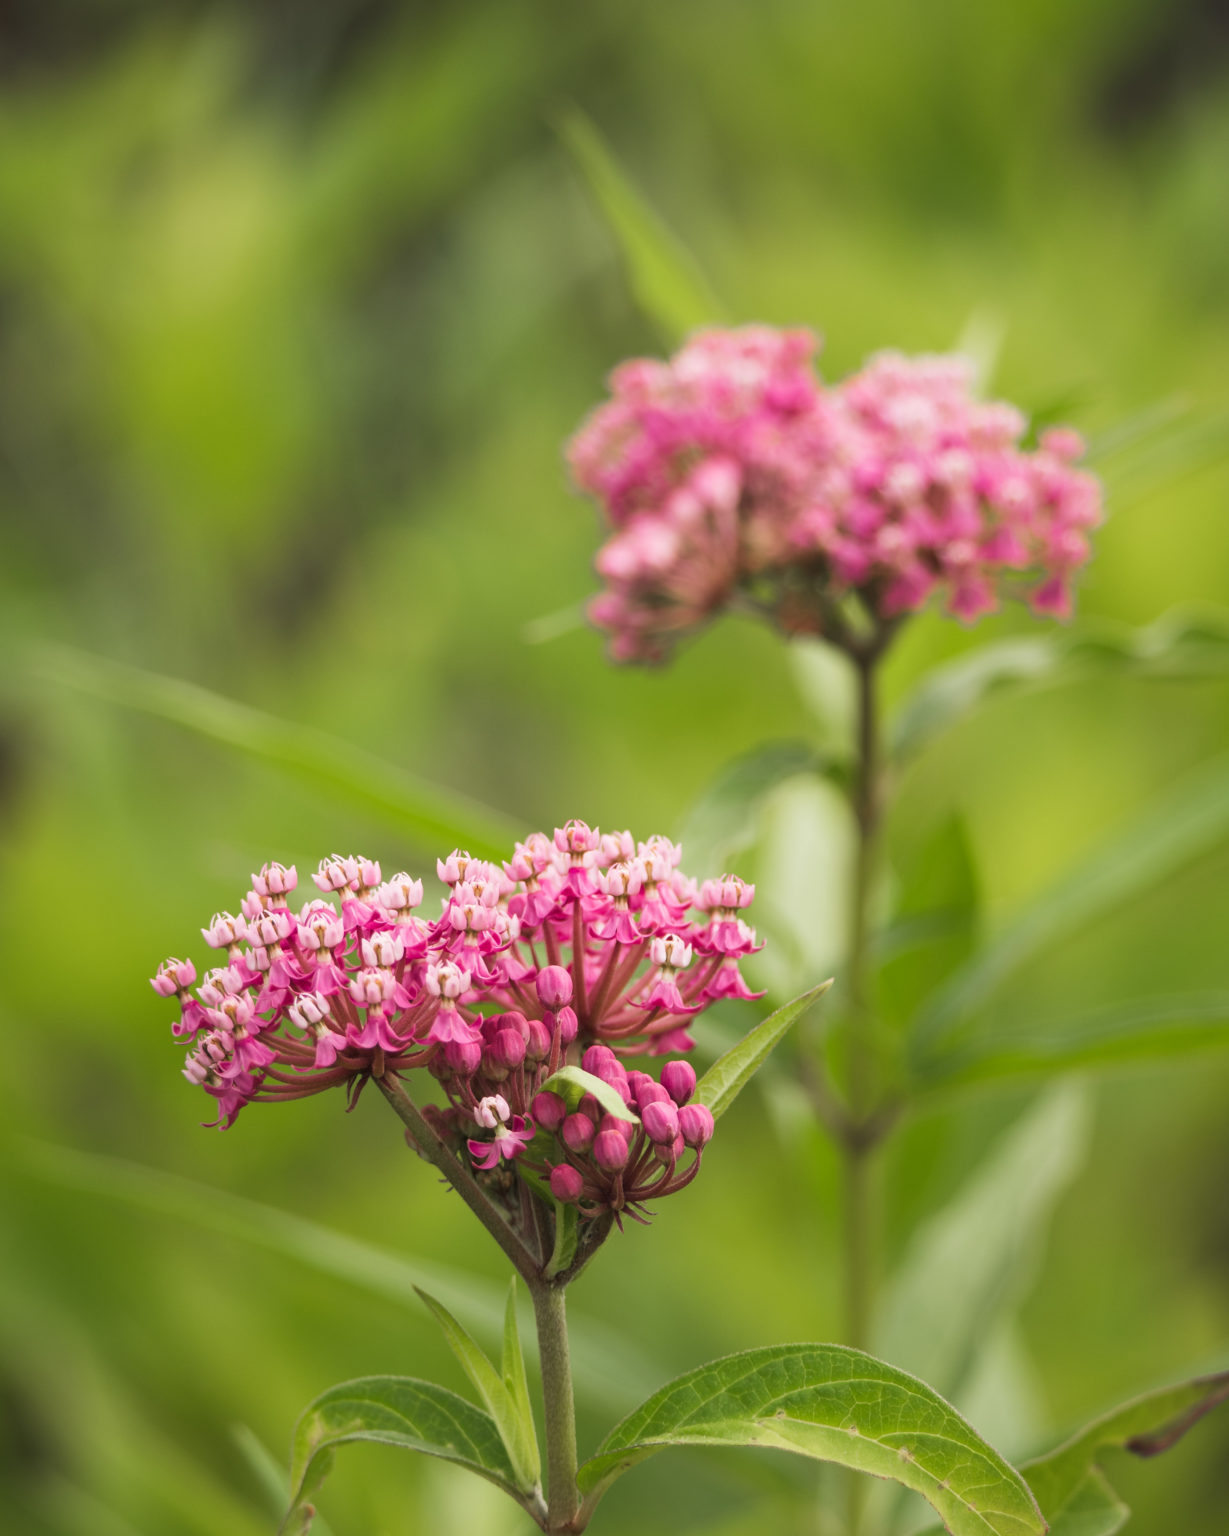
531,1280,582,1533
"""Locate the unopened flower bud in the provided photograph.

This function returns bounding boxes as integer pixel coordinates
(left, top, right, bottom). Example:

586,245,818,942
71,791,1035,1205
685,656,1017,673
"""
678,1103,715,1149
525,1019,552,1061
444,1038,482,1076
491,1029,526,1070
660,1060,697,1105
582,1044,618,1076
635,1080,671,1109
537,966,573,1009
593,1129,630,1171
561,1113,595,1154
550,1164,584,1202
641,1099,680,1144
555,1006,578,1045
531,1091,567,1132
599,1112,634,1141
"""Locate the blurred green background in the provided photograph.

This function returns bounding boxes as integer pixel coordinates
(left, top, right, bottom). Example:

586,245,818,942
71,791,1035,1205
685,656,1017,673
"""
1,2,1228,1532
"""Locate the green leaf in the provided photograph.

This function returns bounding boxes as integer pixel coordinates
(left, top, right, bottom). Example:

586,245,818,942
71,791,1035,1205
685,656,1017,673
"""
910,751,1229,1065
693,980,833,1121
576,1343,1045,1536
878,1085,1088,1412
919,993,1229,1093
916,1468,1128,1536
281,1376,540,1534
876,817,981,1029
537,1065,638,1123
230,1425,336,1536
889,607,1229,768
501,1278,537,1464
414,1287,540,1492
1023,1370,1229,1523
21,1138,657,1410
34,643,522,859
557,105,726,344
678,739,829,878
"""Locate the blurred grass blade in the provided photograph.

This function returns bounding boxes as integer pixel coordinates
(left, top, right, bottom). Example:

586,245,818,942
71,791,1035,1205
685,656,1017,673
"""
878,1085,1088,1409
1023,1370,1229,1529
694,979,832,1120
231,1425,336,1536
414,1287,540,1491
33,643,523,859
557,105,726,344
21,1138,656,1408
890,606,1229,766
918,992,1229,1093
910,752,1229,1064
577,1343,1045,1535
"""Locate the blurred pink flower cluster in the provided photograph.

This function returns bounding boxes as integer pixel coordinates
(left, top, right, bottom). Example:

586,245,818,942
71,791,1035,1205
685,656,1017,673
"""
151,826,756,1218
567,326,1103,662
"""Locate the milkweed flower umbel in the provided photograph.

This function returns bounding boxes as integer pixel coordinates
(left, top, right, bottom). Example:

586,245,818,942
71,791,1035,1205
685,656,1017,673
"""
567,326,1103,661
151,830,761,1221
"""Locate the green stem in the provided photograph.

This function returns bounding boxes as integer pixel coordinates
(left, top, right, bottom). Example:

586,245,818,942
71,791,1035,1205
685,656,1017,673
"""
375,1074,539,1283
531,1280,582,1533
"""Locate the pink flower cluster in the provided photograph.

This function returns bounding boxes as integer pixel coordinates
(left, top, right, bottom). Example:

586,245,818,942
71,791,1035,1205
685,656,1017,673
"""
567,326,1103,661
151,827,758,1218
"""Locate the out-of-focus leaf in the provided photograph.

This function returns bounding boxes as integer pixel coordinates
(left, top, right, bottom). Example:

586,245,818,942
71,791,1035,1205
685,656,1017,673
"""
878,1085,1088,1409
1024,1371,1229,1517
694,980,833,1120
34,643,523,859
576,1344,1045,1536
231,1425,336,1536
414,1287,540,1492
557,106,726,344
889,608,1229,767
876,817,980,1029
22,1139,656,1408
910,752,1229,1065
788,640,858,758
281,1377,539,1534
678,739,829,879
918,993,1229,1093
538,1065,638,1123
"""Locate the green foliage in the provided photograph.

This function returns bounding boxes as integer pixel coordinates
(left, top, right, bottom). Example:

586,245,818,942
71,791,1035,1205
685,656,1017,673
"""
35,644,522,859
577,1343,1045,1535
693,979,833,1119
281,1377,536,1532
414,1285,541,1492
538,1065,639,1123
558,106,726,344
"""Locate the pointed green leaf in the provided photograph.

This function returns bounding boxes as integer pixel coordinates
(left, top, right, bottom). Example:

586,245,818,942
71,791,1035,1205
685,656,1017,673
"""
678,739,830,878
557,106,725,344
918,992,1229,1092
910,751,1229,1064
501,1278,537,1467
576,1343,1044,1536
1023,1370,1229,1523
33,643,522,859
414,1288,540,1492
537,1065,638,1123
889,607,1229,768
281,1376,538,1533
694,980,833,1121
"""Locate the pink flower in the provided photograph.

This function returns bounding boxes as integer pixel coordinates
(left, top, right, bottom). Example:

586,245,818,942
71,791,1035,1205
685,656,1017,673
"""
568,327,1103,660
467,1096,534,1169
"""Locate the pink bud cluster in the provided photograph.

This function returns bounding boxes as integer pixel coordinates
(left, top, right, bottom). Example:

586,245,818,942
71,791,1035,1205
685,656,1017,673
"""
150,829,758,1216
567,326,1103,661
